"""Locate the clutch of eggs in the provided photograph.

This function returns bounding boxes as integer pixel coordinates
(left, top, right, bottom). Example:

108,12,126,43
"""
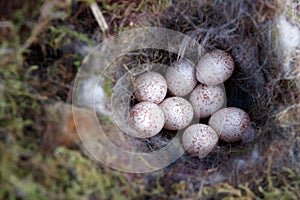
127,49,251,157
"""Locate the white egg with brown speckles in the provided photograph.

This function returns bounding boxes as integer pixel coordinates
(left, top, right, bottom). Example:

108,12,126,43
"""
134,71,167,104
182,124,218,157
159,97,194,130
129,102,165,138
196,50,234,86
189,84,225,118
165,59,197,96
208,107,250,142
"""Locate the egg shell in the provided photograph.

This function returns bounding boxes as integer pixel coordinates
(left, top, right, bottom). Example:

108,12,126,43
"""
196,50,234,86
182,124,219,157
129,102,165,138
159,97,194,130
165,59,197,96
208,107,250,142
189,84,225,118
134,71,167,104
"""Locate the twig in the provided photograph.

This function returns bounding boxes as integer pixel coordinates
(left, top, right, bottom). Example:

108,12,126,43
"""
90,2,108,32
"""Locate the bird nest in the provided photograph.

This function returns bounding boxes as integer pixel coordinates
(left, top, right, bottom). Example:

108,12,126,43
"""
78,0,300,193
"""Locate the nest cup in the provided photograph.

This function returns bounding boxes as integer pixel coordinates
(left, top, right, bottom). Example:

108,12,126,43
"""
73,28,212,172
144,1,294,175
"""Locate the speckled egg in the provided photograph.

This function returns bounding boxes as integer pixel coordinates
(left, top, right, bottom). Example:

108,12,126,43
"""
159,97,194,130
196,50,234,86
208,107,250,142
165,59,197,96
182,124,219,157
189,84,225,119
134,71,167,104
129,102,165,138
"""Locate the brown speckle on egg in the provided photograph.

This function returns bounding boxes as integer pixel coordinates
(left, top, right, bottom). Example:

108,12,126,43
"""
165,59,197,96
208,107,251,142
182,124,219,157
134,71,167,104
189,84,225,118
129,102,165,138
196,49,234,86
159,97,194,130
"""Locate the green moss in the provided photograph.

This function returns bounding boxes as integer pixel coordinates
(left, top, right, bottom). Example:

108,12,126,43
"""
100,0,171,32
198,167,300,200
0,143,136,199
47,26,94,49
101,1,119,11
48,147,134,199
0,142,47,200
104,79,113,97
